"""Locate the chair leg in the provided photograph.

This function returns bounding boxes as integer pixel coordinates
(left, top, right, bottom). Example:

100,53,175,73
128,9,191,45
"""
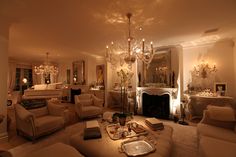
31,136,37,144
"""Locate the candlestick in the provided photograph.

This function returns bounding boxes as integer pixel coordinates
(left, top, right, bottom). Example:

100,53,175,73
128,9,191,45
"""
150,41,153,54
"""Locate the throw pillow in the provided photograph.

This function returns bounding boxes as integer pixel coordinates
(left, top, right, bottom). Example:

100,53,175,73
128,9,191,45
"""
207,106,236,121
47,84,56,90
71,89,81,104
34,84,47,90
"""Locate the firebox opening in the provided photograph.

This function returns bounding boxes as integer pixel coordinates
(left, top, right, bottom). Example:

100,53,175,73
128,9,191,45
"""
142,93,170,119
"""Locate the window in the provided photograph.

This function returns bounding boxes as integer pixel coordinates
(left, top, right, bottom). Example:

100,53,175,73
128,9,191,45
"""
14,68,33,92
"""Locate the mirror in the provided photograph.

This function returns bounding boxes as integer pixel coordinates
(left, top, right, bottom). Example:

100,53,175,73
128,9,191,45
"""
137,47,178,88
72,60,85,85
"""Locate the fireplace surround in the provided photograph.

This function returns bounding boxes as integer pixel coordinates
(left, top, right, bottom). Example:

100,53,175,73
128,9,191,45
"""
136,87,177,118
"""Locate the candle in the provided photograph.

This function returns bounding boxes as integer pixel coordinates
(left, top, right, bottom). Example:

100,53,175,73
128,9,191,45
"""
150,41,153,54
106,45,109,57
128,38,131,57
142,39,145,54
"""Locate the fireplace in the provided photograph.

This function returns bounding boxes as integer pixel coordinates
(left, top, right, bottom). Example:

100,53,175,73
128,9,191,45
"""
136,87,178,118
142,93,170,119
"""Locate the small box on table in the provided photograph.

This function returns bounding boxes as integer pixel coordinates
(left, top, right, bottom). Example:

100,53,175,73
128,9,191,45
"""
145,118,164,130
84,120,101,140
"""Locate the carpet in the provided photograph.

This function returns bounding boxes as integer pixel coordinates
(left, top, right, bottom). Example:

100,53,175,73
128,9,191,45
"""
8,118,198,157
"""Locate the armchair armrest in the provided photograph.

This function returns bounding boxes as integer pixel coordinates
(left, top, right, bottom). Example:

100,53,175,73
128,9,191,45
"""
92,95,103,107
15,104,35,122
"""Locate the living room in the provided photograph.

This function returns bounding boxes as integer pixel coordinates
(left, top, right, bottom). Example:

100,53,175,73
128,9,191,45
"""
1,0,236,157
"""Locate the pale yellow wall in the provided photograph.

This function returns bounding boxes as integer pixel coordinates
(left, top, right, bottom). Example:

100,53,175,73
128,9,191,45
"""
233,38,236,99
0,35,8,141
183,39,235,98
58,56,105,86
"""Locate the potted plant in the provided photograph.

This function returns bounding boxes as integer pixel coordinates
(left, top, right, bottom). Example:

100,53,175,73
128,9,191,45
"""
112,112,133,126
115,68,134,126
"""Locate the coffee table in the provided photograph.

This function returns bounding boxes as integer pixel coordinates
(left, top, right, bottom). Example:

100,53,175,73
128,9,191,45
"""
70,116,173,157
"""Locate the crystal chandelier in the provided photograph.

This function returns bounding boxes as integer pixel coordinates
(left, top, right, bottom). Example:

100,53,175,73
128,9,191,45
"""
34,52,59,76
105,12,155,69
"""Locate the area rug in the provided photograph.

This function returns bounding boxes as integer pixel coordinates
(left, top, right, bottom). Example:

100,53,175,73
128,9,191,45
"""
9,118,198,157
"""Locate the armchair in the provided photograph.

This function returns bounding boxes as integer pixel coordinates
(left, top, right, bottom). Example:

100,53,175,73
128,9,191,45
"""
74,94,103,119
15,101,66,141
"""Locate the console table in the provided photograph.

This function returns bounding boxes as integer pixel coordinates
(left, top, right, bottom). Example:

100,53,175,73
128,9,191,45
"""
188,95,234,120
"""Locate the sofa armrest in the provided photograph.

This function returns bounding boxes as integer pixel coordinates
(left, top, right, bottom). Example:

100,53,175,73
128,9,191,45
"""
200,110,236,130
47,102,66,117
92,95,103,107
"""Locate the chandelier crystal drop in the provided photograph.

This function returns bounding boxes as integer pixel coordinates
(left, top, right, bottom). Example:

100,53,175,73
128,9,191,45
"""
34,52,59,76
105,12,155,69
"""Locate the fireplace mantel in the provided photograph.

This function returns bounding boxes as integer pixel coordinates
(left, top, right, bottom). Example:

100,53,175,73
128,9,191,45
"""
136,87,178,115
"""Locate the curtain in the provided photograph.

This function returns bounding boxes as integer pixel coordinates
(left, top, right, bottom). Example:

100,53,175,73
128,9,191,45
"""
7,62,16,92
32,64,42,85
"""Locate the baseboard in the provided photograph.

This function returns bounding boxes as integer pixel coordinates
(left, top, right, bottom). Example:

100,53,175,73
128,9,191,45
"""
0,132,8,142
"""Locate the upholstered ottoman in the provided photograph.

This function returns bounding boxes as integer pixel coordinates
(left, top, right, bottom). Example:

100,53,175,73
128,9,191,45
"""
199,136,236,157
23,143,84,157
70,120,173,157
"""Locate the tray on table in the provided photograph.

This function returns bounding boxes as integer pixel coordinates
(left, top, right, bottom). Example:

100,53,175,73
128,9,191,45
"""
106,122,148,140
121,139,156,156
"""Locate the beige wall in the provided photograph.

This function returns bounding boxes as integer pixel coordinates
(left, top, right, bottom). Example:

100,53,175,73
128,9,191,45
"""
58,56,105,86
183,39,235,98
0,35,8,141
233,38,236,99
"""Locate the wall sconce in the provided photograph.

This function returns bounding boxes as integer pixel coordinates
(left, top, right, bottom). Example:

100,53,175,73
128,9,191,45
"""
193,61,217,78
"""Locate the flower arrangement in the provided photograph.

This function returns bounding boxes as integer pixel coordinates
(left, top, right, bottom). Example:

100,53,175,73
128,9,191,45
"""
115,68,134,125
117,68,134,88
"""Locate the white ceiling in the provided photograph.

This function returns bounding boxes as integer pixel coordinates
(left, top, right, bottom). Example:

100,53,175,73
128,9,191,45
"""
1,0,236,63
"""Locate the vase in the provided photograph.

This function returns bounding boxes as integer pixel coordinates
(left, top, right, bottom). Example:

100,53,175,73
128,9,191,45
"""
119,116,126,126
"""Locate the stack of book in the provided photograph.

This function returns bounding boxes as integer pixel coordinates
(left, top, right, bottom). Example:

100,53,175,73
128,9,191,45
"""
84,120,102,140
145,118,164,130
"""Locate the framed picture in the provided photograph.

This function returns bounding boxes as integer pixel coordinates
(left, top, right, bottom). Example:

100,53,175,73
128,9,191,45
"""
96,64,105,86
214,82,227,96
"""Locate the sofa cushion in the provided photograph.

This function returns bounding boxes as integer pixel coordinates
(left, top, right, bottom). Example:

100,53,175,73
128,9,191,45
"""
199,136,236,157
29,106,49,118
81,99,93,106
23,143,84,157
47,84,57,90
81,106,102,117
35,116,64,135
197,123,236,143
207,106,236,121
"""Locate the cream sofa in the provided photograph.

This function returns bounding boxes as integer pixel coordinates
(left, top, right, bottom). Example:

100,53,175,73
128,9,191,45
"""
197,107,236,157
23,143,84,157
23,83,62,99
15,101,66,141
